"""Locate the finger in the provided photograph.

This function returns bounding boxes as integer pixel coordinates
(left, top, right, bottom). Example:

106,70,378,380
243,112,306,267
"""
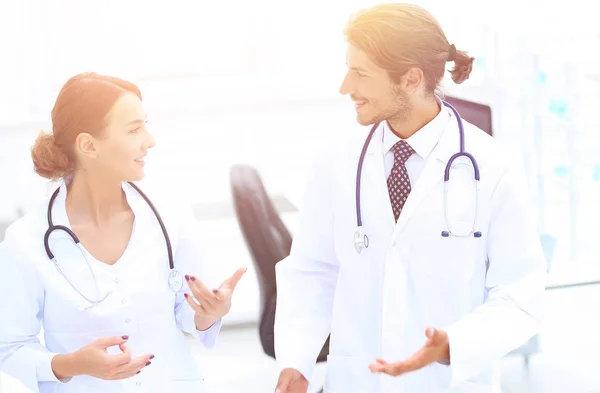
184,292,208,315
371,361,406,376
186,275,217,306
369,362,396,375
114,353,154,375
425,327,441,344
109,368,142,380
111,344,132,367
376,358,388,365
95,335,129,349
397,347,432,374
275,373,292,393
219,267,247,291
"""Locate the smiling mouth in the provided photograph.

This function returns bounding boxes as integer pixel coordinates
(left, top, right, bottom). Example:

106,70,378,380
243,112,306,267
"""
353,100,367,109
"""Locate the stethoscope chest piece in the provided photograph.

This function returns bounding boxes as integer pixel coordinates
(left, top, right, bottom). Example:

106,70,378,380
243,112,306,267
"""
354,228,369,253
168,270,184,293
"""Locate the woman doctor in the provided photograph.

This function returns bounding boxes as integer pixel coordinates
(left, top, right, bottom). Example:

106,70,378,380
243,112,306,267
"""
0,72,246,393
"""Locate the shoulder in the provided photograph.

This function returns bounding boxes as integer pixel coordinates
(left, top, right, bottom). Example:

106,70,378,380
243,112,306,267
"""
307,124,373,172
463,120,523,175
461,121,529,200
3,199,48,249
1,198,49,268
124,179,195,241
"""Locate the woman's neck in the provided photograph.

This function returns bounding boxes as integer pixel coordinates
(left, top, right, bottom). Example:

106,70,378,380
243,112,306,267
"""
65,171,128,226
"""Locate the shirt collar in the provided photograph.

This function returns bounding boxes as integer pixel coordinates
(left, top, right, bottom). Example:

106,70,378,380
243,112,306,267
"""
382,97,451,159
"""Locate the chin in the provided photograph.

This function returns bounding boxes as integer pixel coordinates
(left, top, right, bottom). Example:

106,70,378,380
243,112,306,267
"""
356,112,381,127
126,170,146,182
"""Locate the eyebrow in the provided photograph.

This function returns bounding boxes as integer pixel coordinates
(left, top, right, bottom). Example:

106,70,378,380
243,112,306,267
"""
348,65,370,73
126,117,147,126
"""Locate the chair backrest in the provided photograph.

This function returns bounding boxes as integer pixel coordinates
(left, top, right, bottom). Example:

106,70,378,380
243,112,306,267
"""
230,164,330,362
444,95,493,136
230,165,292,300
230,165,293,358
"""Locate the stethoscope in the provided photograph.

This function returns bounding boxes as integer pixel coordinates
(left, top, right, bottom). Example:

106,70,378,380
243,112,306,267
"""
44,181,184,308
354,100,482,253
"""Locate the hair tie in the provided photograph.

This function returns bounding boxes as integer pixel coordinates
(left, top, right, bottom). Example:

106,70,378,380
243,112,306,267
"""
447,44,456,62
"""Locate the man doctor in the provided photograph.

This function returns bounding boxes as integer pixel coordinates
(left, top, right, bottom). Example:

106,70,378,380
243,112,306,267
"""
273,3,546,393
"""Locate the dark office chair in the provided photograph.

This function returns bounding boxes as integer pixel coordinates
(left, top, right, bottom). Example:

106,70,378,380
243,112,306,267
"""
444,95,493,137
229,165,329,374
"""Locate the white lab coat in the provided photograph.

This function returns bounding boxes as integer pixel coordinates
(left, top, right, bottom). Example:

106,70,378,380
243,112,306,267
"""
274,108,547,393
0,181,222,393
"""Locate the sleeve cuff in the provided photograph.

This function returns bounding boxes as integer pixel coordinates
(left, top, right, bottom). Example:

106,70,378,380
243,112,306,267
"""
39,353,72,384
178,303,222,348
441,322,481,389
195,318,223,348
276,358,316,388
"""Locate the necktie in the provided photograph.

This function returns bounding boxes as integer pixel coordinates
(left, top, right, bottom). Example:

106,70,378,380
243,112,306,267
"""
387,140,415,222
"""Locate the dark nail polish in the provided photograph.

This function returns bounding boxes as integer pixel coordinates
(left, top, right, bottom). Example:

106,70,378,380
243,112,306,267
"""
136,371,141,374
146,361,151,366
212,289,218,294
184,293,189,298
185,275,190,281
191,276,196,281
149,355,155,360
122,335,129,340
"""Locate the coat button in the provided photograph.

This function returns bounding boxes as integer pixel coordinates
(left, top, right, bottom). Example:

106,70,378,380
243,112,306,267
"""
136,381,142,386
121,298,127,304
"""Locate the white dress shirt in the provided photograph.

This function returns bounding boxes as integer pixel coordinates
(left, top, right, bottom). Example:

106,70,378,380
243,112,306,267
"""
382,103,451,184
0,181,222,393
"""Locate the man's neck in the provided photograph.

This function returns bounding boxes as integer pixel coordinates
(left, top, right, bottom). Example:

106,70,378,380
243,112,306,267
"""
387,98,441,139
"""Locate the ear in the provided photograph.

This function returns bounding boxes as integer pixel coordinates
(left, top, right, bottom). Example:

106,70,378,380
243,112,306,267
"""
74,133,99,158
401,67,424,94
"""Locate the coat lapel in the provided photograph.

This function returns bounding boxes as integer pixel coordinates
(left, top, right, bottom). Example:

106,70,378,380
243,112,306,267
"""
361,124,396,234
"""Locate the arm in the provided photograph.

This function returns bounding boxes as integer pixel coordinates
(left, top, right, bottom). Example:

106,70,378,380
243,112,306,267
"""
0,243,71,392
274,151,339,384
172,206,222,348
443,159,547,387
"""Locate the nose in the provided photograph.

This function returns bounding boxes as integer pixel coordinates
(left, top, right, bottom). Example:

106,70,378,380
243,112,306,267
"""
145,132,156,150
339,72,352,95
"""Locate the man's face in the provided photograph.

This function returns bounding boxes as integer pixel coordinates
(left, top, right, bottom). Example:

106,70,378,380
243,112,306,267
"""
339,43,412,126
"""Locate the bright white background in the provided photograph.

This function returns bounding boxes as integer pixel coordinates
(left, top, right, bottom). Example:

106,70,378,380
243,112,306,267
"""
1,0,599,324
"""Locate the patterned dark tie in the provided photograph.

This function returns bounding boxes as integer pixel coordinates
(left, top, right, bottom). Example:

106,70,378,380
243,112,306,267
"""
387,140,415,222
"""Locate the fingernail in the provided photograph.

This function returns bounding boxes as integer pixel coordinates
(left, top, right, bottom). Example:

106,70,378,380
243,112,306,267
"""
146,361,151,366
136,371,141,374
212,289,219,294
149,355,155,360
184,293,189,298
191,276,196,281
185,275,190,281
122,335,129,340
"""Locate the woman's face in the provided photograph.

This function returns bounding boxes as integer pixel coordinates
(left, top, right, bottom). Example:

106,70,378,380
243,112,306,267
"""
77,92,155,182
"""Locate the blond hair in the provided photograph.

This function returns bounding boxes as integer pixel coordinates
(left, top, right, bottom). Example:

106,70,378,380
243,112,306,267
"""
344,3,475,93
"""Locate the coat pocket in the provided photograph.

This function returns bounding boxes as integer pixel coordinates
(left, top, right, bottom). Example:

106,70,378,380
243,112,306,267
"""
410,219,481,282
